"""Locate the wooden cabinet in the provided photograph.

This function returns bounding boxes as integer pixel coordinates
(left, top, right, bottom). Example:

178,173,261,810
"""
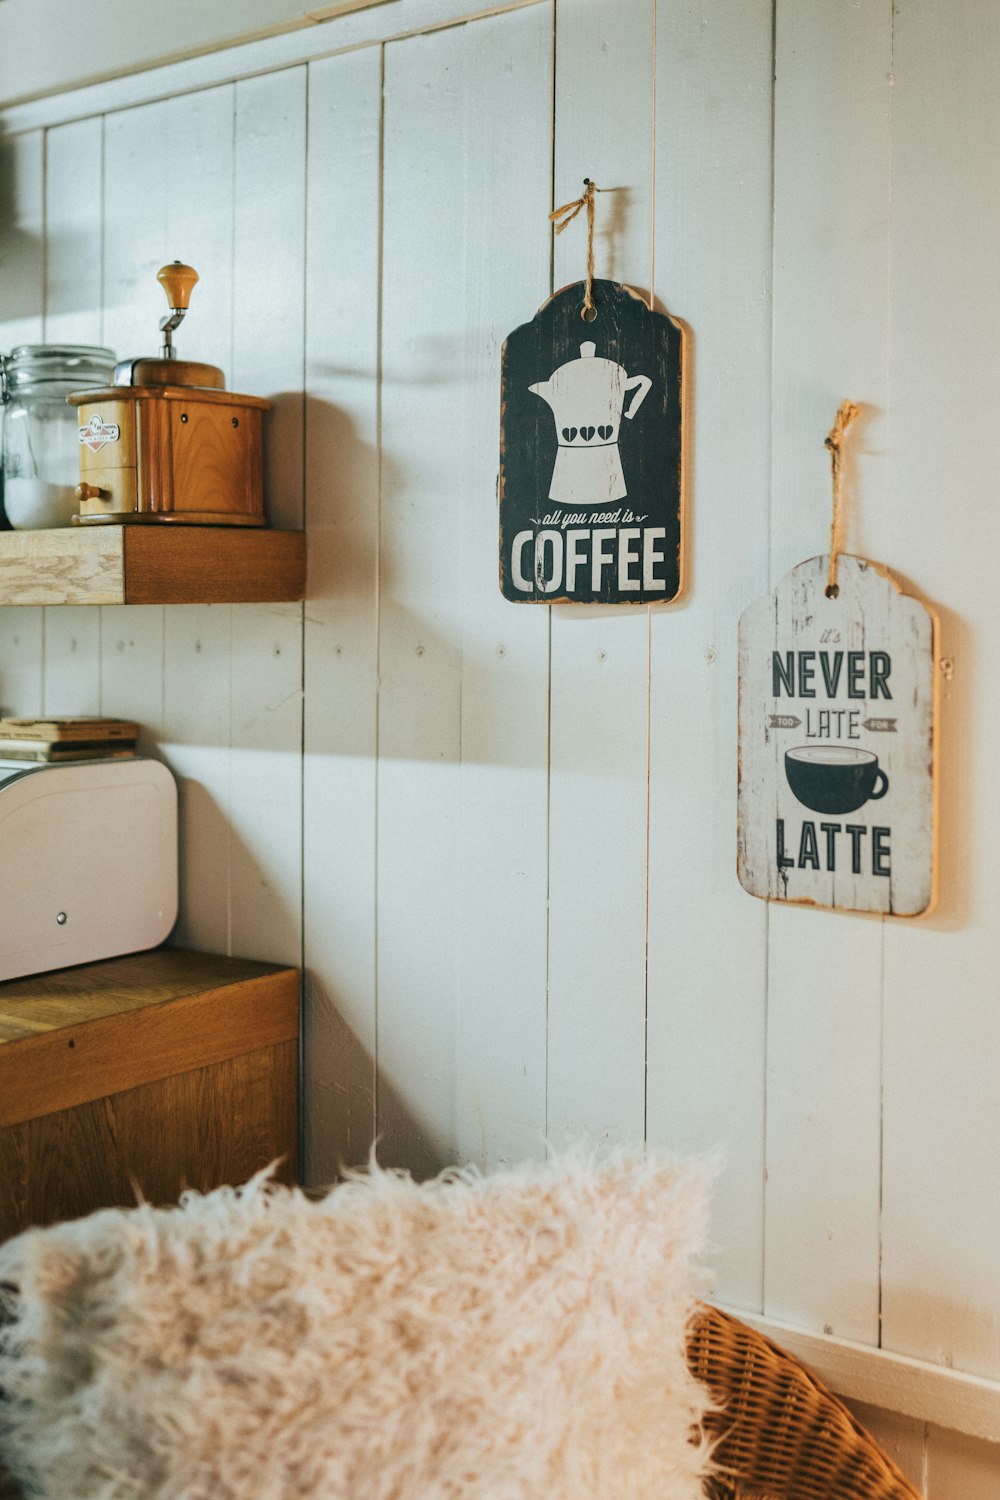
0,947,299,1243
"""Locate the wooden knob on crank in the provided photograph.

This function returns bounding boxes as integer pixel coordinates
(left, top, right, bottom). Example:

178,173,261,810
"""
156,261,199,310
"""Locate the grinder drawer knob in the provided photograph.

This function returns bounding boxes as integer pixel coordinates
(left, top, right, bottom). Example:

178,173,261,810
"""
76,482,107,502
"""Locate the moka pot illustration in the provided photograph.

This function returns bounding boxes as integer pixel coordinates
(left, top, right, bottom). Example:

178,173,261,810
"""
529,341,652,507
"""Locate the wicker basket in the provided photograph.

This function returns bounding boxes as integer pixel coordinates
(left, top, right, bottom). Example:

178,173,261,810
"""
687,1303,923,1500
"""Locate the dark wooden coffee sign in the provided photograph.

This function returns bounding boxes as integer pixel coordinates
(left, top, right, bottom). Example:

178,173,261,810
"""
738,554,937,917
499,278,683,604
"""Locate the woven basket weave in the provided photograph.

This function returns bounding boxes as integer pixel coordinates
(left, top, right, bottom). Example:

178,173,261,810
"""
688,1303,924,1500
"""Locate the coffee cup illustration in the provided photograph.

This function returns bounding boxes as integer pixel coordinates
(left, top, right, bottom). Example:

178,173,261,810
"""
784,745,889,816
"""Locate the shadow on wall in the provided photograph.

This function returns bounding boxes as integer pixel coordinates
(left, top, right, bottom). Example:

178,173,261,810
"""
157,769,300,965
593,184,630,286
303,970,448,1188
0,132,44,327
880,581,970,933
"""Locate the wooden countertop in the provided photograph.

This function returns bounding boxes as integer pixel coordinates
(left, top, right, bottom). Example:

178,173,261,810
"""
0,947,299,1128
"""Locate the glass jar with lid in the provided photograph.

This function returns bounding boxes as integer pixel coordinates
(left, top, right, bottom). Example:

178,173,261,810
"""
0,345,116,529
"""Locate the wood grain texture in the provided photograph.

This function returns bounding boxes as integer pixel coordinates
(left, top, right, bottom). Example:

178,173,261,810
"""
123,526,305,603
72,388,267,524
0,1040,298,1243
0,948,298,1126
0,526,304,606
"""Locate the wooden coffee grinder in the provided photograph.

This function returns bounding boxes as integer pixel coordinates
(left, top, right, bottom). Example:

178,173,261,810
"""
69,262,269,526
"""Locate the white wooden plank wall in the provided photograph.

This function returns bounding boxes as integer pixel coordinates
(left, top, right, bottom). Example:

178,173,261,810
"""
0,129,43,712
448,11,551,1171
547,0,653,1152
2,1,1000,1490
882,0,1000,1401
764,0,892,1345
377,23,476,1174
41,119,104,717
302,44,382,1181
646,0,772,1310
229,68,306,971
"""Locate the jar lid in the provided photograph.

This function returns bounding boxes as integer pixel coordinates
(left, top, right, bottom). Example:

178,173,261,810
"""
4,344,117,390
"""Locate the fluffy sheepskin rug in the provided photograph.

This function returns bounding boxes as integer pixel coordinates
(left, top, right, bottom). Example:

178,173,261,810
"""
0,1154,716,1500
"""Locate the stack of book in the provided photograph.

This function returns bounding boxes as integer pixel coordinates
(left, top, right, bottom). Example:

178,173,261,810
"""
0,717,140,763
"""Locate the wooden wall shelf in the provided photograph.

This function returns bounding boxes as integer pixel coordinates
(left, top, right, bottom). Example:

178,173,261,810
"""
0,525,306,605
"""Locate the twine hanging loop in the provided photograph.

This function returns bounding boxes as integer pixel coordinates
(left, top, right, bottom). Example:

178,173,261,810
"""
824,399,860,596
550,179,601,319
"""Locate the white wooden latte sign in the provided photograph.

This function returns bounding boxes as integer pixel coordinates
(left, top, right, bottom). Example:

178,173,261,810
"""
738,555,937,917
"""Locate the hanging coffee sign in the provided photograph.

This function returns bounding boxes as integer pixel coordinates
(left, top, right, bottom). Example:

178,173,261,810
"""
499,182,683,604
738,406,937,917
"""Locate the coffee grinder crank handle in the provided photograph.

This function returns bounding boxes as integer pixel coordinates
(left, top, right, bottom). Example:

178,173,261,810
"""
156,261,199,360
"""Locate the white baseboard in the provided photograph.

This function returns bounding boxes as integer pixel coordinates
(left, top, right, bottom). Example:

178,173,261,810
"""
718,1305,1000,1446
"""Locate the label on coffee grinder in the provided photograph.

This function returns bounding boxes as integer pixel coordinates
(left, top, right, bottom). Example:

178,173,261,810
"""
738,554,937,917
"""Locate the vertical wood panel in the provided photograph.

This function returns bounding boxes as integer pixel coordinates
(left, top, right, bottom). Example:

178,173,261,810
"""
162,604,232,953
926,1426,999,1500
846,1402,927,1495
764,0,892,1343
42,116,104,715
302,45,382,1182
103,86,236,954
0,612,43,717
448,7,551,1172
98,607,164,751
41,118,104,347
378,23,488,1173
233,68,306,535
882,0,1000,1383
229,603,303,965
0,130,44,349
229,67,306,968
645,0,772,1309
42,607,102,714
545,0,653,1151
0,129,44,714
